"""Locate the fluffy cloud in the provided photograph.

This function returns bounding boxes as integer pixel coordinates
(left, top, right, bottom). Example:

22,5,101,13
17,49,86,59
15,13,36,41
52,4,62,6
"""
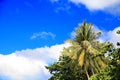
30,32,56,40
69,0,120,15
0,54,48,80
0,43,70,80
99,26,120,47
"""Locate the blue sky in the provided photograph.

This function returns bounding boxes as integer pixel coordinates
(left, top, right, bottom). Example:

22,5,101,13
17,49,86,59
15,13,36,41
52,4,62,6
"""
0,0,120,80
0,0,119,54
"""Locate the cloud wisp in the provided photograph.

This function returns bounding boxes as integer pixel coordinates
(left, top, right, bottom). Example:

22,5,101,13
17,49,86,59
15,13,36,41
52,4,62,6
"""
30,31,56,40
49,0,71,13
69,0,120,15
0,43,70,80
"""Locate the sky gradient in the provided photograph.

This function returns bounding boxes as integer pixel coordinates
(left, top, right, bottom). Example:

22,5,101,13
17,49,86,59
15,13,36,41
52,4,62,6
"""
0,0,120,80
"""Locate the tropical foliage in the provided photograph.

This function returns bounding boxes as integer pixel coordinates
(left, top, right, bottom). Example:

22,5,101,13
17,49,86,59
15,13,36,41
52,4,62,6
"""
46,21,118,80
46,56,87,80
90,30,120,80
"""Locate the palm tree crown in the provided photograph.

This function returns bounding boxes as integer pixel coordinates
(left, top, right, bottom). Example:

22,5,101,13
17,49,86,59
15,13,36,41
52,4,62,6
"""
63,21,113,79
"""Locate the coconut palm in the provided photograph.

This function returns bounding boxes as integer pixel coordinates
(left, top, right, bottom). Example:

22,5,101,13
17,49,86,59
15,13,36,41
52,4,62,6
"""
46,21,113,80
63,21,113,79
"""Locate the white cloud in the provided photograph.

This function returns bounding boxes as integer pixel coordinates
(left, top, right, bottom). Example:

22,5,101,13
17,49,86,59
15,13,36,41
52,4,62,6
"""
69,0,120,15
99,26,120,47
30,32,56,40
0,43,70,80
0,54,48,80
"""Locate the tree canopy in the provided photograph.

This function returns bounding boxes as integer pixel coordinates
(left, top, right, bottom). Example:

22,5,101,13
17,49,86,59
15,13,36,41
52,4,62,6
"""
46,21,118,80
90,30,120,80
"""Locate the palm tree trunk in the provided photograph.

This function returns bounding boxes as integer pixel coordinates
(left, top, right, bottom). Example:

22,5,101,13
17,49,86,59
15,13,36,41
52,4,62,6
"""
89,58,95,75
85,67,90,80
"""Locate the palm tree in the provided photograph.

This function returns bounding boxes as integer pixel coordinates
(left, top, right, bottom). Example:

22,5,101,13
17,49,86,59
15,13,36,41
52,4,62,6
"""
63,21,113,79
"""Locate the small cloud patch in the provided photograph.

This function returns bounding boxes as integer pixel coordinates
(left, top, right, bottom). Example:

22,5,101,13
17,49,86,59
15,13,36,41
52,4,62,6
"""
30,31,56,40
